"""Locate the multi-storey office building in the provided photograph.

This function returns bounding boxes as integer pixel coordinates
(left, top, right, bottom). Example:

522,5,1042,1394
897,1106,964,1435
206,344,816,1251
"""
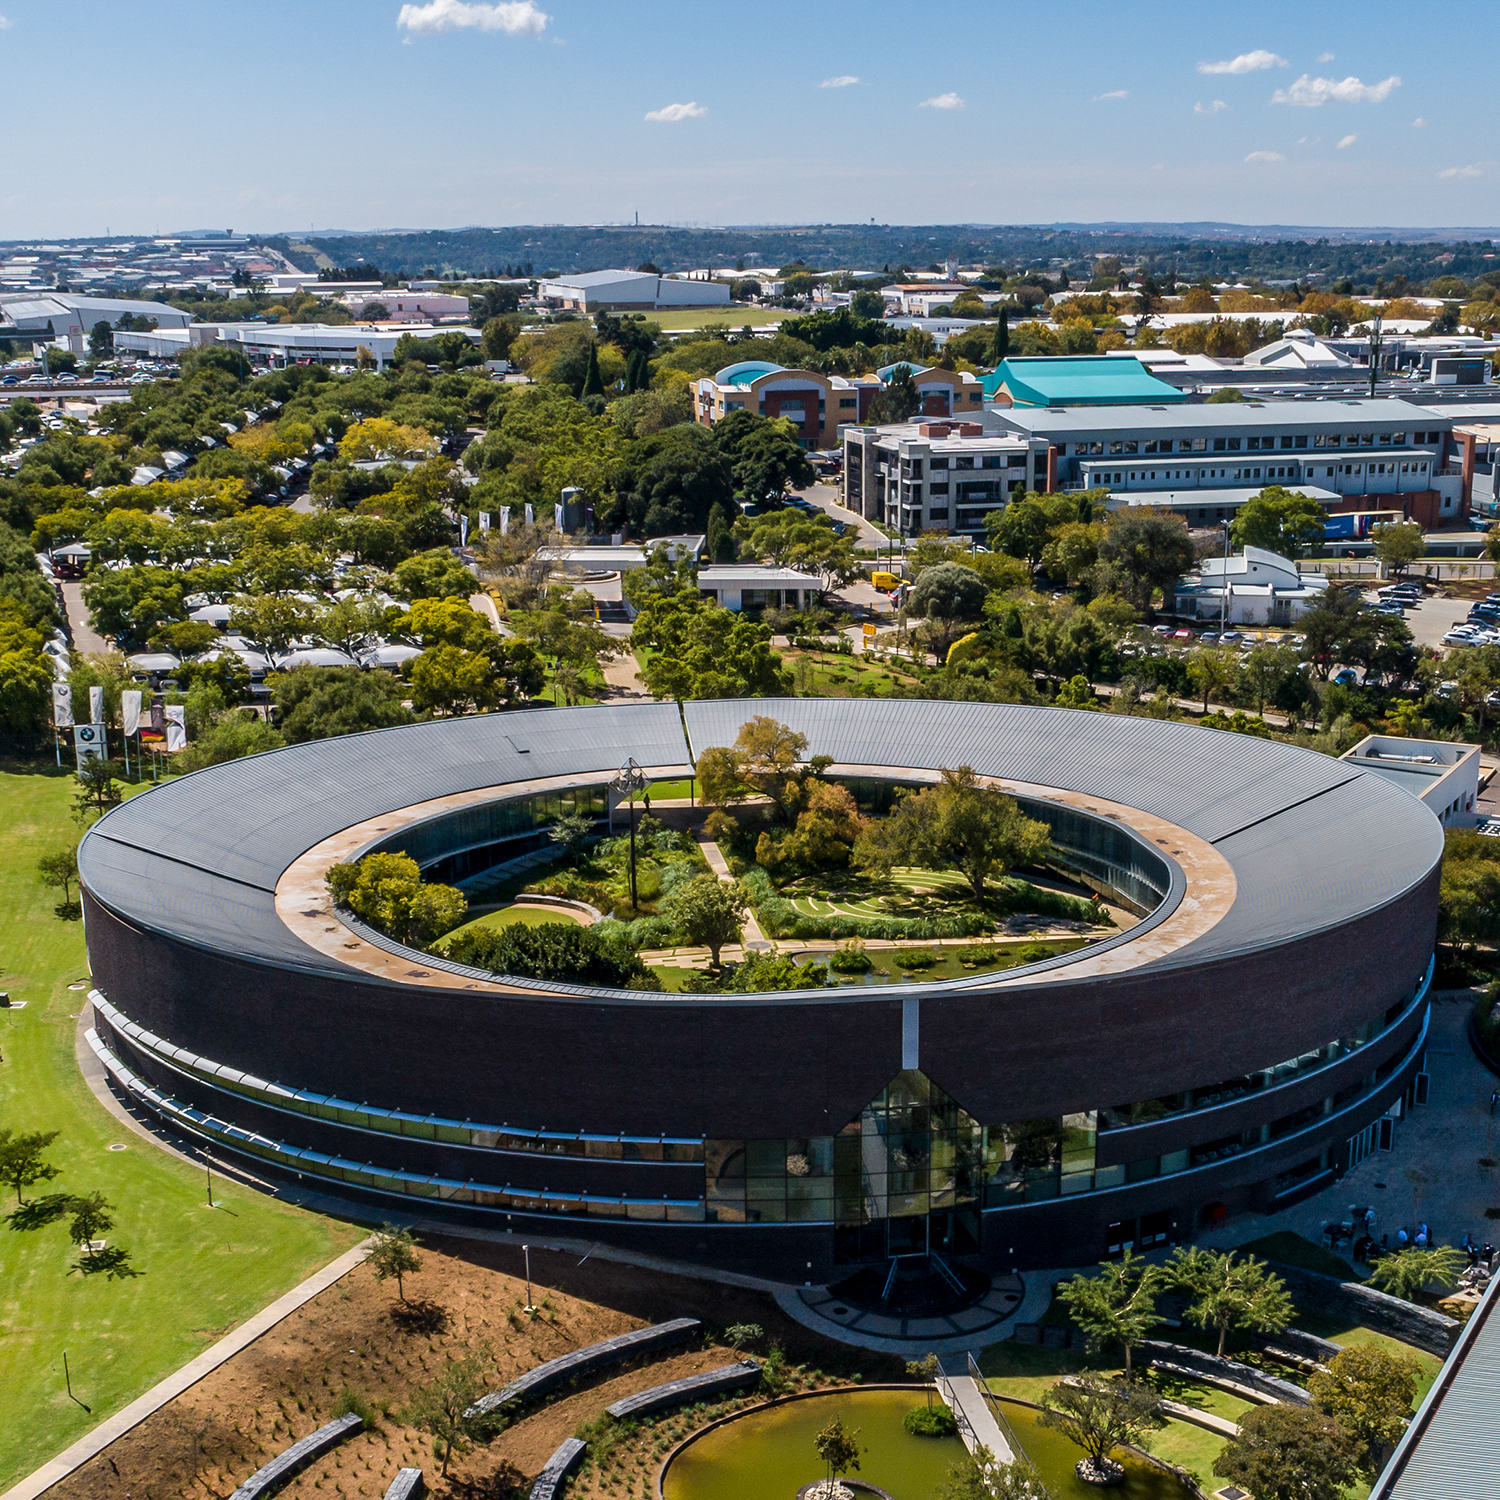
841,397,1465,535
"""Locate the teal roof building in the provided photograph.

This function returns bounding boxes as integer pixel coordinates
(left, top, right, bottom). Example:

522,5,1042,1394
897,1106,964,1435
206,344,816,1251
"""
981,356,1187,407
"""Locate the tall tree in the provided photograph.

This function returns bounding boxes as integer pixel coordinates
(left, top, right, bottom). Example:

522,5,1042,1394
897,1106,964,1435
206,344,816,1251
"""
581,342,606,399
1229,486,1328,559
1040,1375,1162,1484
1169,1248,1293,1358
853,765,1051,903
661,875,748,968
1307,1344,1421,1474
0,1129,61,1202
991,306,1010,365
1053,1249,1163,1377
1213,1405,1362,1500
1096,510,1196,617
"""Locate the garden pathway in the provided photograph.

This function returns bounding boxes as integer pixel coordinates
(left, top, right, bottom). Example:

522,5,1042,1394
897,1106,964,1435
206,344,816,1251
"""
697,837,769,948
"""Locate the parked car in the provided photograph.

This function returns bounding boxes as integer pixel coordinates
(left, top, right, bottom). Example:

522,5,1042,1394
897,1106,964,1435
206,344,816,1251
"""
1332,669,1359,686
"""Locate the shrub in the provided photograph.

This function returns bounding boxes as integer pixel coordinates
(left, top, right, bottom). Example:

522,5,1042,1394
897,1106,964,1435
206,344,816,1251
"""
957,942,999,966
904,1405,958,1437
829,939,873,974
892,946,938,969
445,922,657,987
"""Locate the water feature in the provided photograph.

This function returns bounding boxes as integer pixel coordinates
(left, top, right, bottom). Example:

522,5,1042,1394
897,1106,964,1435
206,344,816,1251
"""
659,1389,1196,1500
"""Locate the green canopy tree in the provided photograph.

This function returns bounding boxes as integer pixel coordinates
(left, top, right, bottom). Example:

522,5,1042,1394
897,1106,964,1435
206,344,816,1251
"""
1229,486,1328,558
1040,1375,1162,1484
662,874,748,967
1096,510,1196,617
1169,1248,1293,1357
368,1223,422,1303
812,1417,864,1494
1308,1344,1421,1474
0,1129,61,1202
630,591,791,702
326,852,468,947
272,666,415,743
853,765,1051,904
1367,1245,1466,1302
1213,1404,1362,1500
403,1352,503,1475
1053,1249,1164,1377
1372,519,1425,578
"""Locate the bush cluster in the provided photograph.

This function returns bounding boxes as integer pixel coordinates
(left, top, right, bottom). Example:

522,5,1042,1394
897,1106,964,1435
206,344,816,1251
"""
445,921,658,988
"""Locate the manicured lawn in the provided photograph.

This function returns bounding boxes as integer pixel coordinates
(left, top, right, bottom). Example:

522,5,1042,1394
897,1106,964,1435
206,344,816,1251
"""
436,903,584,945
651,305,786,331
0,765,360,1490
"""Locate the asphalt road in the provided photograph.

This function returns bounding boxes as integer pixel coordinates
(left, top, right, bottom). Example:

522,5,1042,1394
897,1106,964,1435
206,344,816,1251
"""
1357,588,1472,650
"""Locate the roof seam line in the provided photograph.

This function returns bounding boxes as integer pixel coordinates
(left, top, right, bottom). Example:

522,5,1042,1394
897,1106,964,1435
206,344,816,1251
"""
1208,773,1364,844
89,831,279,895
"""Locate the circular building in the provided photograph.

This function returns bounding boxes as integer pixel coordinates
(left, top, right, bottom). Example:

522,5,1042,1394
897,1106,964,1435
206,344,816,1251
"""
79,699,1441,1285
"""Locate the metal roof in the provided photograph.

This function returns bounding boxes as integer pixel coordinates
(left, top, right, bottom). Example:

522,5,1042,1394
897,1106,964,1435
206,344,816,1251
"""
1372,1269,1500,1499
990,396,1450,437
984,357,1188,406
79,698,1441,989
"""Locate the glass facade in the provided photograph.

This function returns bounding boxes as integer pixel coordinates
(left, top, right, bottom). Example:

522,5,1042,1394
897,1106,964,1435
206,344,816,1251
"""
370,787,610,884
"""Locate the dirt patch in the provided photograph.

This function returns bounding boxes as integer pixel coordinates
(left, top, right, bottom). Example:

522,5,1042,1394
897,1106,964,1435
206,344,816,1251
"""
49,1235,894,1500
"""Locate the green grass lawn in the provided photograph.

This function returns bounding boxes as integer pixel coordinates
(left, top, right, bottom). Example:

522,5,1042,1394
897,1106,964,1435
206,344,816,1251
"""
0,764,360,1490
436,903,584,946
651,305,786,331
785,648,923,699
1236,1229,1355,1279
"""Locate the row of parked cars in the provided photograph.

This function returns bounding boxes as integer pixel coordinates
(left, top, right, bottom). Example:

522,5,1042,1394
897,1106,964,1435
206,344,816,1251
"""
1442,592,1500,649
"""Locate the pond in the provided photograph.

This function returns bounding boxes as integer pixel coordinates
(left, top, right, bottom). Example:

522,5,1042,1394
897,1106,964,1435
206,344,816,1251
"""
660,1389,1196,1500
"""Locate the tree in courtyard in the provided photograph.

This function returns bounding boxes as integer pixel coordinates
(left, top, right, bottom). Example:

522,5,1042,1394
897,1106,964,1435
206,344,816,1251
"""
905,1352,942,1410
730,715,818,823
37,848,80,918
695,744,745,812
1168,1247,1293,1358
1096,509,1196,617
368,1223,422,1303
1371,519,1425,578
0,1129,61,1202
1367,1245,1467,1303
1054,1248,1164,1377
1213,1404,1362,1500
1230,486,1327,559
547,811,594,865
812,1416,864,1498
936,1445,1042,1500
66,1191,115,1268
661,874,748,968
326,852,468,947
1308,1343,1422,1474
1040,1375,1162,1485
404,1351,502,1475
908,563,989,655
72,758,124,826
853,766,1051,904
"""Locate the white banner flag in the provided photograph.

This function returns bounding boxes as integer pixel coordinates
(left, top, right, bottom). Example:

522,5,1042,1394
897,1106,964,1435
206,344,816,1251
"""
52,681,73,729
460,514,469,547
479,512,491,534
524,502,533,527
89,685,103,725
73,723,105,769
164,704,186,752
554,502,565,532
122,689,142,737
500,506,510,536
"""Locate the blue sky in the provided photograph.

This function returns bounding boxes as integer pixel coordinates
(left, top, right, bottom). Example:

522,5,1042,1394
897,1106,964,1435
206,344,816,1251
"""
2,0,1493,238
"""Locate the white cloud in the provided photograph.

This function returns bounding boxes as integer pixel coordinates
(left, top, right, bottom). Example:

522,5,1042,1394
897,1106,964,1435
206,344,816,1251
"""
1199,49,1287,75
1194,99,1227,114
918,92,964,110
396,0,547,35
1245,150,1286,163
1439,163,1485,179
1271,73,1401,106
1412,117,1426,127
1316,51,1335,62
1093,89,1129,101
1337,133,1358,149
0,15,12,27
644,101,707,122
820,75,859,88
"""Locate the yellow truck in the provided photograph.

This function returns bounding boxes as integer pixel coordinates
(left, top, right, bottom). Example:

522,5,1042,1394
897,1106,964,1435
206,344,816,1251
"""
870,570,902,591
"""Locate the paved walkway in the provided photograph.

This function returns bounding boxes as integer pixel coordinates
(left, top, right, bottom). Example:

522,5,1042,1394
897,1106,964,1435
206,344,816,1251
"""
697,837,769,946
60,580,108,655
0,1239,373,1500
599,652,652,701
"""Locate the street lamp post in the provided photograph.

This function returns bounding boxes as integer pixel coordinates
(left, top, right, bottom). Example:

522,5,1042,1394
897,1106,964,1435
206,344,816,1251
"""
522,1242,535,1314
610,757,648,911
